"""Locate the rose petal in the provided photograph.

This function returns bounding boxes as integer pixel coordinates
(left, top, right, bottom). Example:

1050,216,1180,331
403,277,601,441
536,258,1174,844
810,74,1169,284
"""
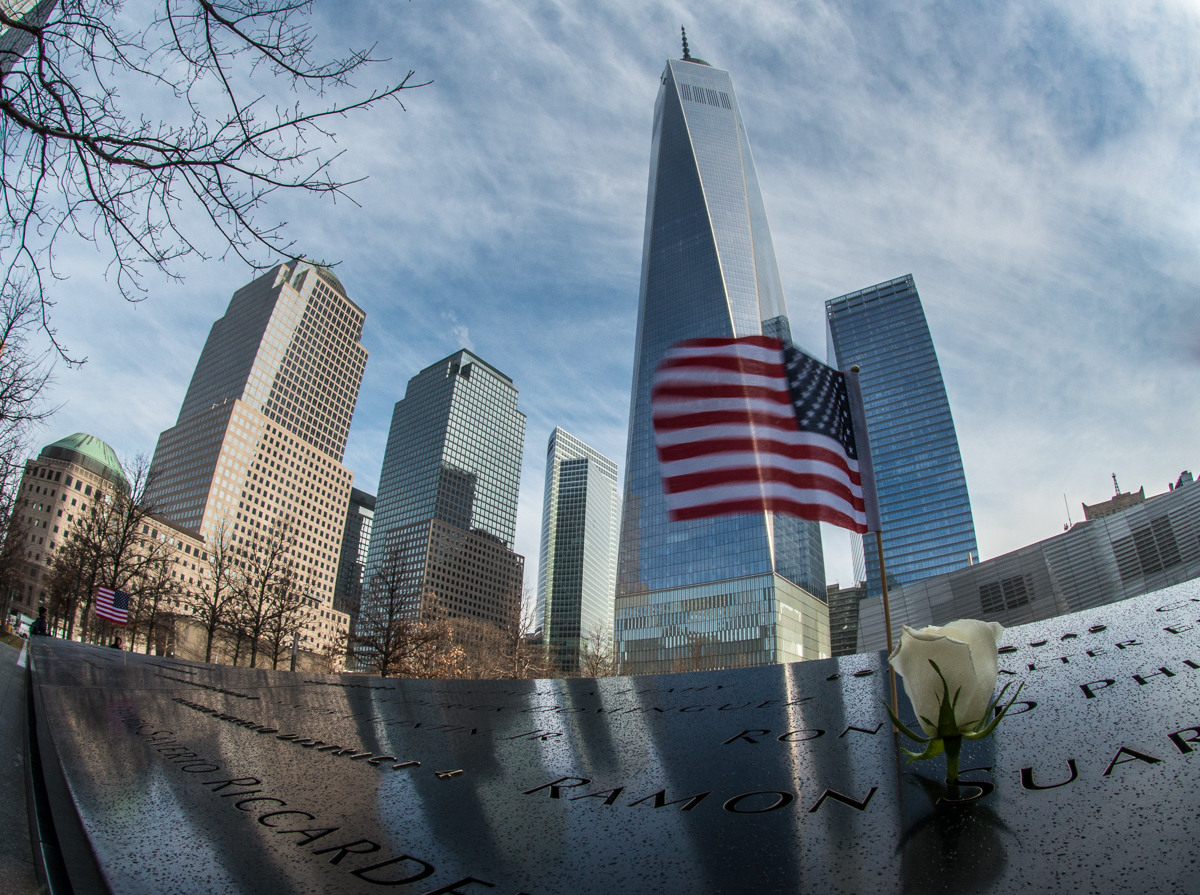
937,619,1004,729
888,619,1004,736
889,626,975,736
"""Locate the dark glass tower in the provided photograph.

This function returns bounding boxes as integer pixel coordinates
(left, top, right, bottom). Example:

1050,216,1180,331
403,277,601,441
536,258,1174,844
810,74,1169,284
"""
614,47,827,675
333,487,375,619
364,351,526,629
826,274,979,597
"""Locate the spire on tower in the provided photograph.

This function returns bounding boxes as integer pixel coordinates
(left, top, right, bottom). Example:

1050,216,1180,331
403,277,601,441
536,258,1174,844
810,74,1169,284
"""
681,26,691,61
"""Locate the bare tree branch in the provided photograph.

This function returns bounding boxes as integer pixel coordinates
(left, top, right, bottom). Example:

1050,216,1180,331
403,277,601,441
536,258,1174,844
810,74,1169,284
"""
577,624,617,678
0,0,427,351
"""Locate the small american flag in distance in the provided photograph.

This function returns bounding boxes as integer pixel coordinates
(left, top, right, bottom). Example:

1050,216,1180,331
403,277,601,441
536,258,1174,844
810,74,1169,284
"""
95,586,130,625
651,336,877,533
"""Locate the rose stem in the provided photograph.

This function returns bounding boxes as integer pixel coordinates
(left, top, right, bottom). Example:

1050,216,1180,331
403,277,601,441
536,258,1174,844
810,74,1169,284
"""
944,735,962,784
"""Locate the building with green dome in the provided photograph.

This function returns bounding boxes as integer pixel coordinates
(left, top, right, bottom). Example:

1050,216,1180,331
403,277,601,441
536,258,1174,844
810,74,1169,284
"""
5,431,206,637
38,432,127,489
6,432,128,624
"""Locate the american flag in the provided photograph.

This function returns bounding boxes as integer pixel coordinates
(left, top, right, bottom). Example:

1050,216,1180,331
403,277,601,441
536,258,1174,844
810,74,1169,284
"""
95,586,130,625
651,336,880,533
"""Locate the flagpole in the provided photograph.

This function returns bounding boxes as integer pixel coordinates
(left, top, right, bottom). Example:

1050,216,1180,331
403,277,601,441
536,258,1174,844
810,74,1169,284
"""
876,530,898,719
844,364,895,721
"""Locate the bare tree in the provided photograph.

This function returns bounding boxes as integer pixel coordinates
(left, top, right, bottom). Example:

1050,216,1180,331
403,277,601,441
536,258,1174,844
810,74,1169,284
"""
310,634,345,674
0,510,30,628
44,524,88,635
351,545,461,678
578,624,617,679
86,457,167,642
125,537,177,653
38,454,167,643
0,287,54,624
350,545,415,678
445,617,505,680
0,0,426,340
449,592,555,681
491,601,555,680
259,567,303,670
44,471,111,639
230,515,295,667
0,286,53,449
187,517,238,661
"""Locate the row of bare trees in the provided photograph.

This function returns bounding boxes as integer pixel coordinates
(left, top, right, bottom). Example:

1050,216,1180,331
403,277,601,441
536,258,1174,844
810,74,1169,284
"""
348,546,617,681
41,459,166,645
186,515,312,669
27,456,325,668
16,449,614,679
10,444,620,679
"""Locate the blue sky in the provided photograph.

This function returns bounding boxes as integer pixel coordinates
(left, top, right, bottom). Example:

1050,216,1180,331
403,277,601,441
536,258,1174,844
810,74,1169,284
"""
40,0,1200,595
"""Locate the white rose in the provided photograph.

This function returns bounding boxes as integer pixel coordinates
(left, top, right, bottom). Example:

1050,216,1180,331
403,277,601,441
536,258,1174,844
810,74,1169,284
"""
888,619,1005,737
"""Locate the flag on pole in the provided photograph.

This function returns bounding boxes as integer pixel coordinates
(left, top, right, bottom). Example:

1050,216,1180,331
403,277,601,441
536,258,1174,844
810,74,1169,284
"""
652,336,881,533
95,586,130,625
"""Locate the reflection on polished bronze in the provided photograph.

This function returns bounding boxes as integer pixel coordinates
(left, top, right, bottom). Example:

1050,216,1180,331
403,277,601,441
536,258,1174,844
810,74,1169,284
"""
23,581,1200,893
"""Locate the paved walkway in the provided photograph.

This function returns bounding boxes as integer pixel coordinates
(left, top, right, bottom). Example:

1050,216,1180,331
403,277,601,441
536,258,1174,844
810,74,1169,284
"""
0,639,37,895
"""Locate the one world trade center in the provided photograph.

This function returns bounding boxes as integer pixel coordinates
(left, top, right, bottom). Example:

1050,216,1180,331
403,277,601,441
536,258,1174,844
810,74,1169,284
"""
614,38,829,674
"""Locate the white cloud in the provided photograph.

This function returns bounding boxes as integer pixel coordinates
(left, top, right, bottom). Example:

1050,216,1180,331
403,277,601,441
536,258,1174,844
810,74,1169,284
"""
443,311,475,352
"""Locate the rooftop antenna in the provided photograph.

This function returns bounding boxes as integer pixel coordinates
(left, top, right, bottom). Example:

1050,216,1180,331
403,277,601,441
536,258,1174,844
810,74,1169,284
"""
1112,472,1120,495
1063,493,1073,531
681,26,691,61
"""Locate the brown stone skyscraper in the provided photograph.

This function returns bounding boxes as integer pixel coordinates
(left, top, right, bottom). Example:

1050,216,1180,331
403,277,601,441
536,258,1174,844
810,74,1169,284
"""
147,260,367,647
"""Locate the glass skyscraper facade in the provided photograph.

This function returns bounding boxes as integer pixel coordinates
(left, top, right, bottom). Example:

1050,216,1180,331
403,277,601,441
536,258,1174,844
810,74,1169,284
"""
333,487,375,619
364,351,526,628
826,274,978,598
536,428,619,673
615,50,828,675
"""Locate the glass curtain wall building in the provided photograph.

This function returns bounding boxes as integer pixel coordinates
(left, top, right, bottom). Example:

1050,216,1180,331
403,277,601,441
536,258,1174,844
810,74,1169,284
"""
826,274,978,598
536,428,619,673
333,487,375,620
615,46,828,675
364,351,526,629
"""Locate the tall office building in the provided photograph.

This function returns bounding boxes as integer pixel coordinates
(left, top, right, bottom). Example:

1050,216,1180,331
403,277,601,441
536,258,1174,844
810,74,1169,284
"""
365,351,526,629
826,274,978,598
614,42,828,675
333,487,375,618
536,428,619,673
146,260,367,653
826,581,868,658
